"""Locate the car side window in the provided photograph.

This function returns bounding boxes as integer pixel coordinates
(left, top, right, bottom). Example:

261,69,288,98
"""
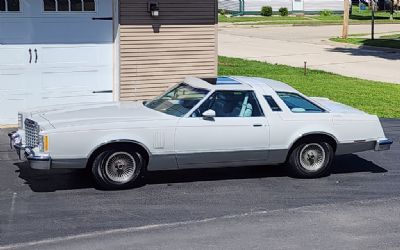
191,91,263,118
277,92,325,113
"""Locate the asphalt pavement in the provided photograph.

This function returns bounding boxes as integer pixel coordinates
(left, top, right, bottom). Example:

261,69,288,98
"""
0,119,399,249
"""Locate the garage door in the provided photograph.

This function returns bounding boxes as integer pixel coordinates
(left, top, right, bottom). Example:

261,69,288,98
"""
0,0,114,124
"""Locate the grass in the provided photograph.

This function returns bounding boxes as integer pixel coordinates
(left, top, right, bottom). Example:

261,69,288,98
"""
219,6,400,25
218,56,400,118
330,37,400,49
380,33,400,39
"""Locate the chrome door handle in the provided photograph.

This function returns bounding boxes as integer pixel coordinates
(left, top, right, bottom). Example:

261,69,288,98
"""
28,49,32,64
34,49,38,63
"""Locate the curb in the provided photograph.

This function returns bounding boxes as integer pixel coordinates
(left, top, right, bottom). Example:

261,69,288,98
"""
0,125,17,129
328,40,400,53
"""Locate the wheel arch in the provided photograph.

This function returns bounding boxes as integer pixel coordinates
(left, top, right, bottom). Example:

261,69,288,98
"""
86,140,151,169
287,132,338,160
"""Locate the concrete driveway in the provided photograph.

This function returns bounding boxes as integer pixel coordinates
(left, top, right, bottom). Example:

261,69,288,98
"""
219,24,400,84
0,119,399,249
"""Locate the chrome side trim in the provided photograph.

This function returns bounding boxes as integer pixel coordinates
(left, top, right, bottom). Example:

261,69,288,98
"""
52,159,87,169
288,132,339,153
375,139,393,151
87,139,152,162
176,149,269,167
336,141,376,155
147,154,178,171
149,149,290,171
268,149,289,164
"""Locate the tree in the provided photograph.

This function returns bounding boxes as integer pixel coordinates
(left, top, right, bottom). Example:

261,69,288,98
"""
342,0,350,38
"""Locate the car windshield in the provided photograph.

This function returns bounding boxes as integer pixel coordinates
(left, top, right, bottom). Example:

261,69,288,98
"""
145,83,209,117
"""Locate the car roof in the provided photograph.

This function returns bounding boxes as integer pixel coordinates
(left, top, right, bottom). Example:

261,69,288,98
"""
184,76,299,94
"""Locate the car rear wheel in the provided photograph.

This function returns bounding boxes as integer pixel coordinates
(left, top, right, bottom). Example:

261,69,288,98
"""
92,148,144,189
287,140,334,178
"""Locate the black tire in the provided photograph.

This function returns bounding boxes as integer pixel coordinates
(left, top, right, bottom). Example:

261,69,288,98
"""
91,147,145,190
287,140,334,178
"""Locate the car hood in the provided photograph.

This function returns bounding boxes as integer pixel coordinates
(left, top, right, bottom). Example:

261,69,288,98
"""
30,101,171,130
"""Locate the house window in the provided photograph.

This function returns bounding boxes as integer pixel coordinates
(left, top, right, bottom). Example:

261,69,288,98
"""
70,0,82,11
43,0,95,12
43,0,56,11
57,0,69,11
83,0,95,11
0,0,20,12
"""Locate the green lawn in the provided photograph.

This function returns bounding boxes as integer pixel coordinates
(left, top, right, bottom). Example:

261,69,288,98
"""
218,57,400,118
380,33,400,39
219,6,400,25
330,37,400,49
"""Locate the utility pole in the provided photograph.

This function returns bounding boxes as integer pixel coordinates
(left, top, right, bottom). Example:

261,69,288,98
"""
390,0,394,20
371,0,375,40
342,0,350,38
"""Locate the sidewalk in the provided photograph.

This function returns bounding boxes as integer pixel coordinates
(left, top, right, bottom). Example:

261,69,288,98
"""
219,24,400,84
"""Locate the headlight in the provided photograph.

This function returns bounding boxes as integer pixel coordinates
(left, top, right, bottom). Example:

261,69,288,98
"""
38,135,49,153
18,113,23,129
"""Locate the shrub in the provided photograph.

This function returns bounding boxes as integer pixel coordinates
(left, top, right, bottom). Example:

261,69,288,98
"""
278,7,289,16
320,9,333,16
218,9,226,16
261,6,273,16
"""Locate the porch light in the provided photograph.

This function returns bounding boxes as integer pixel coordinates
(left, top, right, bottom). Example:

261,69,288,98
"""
148,0,159,17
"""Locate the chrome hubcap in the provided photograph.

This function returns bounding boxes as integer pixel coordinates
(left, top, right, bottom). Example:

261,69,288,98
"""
299,143,326,171
105,152,136,183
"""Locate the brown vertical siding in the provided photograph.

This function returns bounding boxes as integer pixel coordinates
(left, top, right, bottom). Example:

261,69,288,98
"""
119,0,218,101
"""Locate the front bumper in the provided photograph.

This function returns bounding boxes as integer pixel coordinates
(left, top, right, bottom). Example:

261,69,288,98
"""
8,131,51,170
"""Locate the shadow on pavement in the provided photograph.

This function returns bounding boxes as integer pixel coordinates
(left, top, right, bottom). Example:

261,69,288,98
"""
14,162,94,192
15,154,386,192
328,46,400,61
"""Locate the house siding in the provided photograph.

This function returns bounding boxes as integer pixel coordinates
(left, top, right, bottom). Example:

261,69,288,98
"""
119,0,218,101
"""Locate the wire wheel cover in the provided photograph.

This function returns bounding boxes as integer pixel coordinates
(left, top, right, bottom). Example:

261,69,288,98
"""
299,143,326,171
105,152,136,183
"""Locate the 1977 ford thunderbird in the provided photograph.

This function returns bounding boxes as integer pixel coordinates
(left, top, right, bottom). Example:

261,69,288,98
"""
9,76,393,189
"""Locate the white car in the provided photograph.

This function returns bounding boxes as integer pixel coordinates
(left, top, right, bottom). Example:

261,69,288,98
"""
9,76,392,189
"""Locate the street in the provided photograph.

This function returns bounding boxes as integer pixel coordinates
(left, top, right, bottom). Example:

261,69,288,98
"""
0,119,399,249
219,24,400,84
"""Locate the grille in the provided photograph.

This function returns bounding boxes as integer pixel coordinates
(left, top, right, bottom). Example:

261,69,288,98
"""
24,119,40,148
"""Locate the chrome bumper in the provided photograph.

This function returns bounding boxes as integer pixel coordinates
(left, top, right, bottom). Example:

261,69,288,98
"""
8,131,51,170
375,139,393,151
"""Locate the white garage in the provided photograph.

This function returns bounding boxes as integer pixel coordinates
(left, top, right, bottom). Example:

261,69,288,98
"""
0,0,115,124
0,0,219,125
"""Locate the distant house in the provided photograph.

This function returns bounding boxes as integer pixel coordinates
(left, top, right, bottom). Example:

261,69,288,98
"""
219,0,347,14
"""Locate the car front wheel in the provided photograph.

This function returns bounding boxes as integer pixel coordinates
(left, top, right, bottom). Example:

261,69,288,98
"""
288,141,334,178
92,148,144,189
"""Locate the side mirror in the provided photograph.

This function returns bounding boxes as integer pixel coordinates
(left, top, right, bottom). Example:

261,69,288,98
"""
202,109,216,119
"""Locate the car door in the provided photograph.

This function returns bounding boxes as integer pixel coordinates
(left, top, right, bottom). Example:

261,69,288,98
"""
175,90,270,169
